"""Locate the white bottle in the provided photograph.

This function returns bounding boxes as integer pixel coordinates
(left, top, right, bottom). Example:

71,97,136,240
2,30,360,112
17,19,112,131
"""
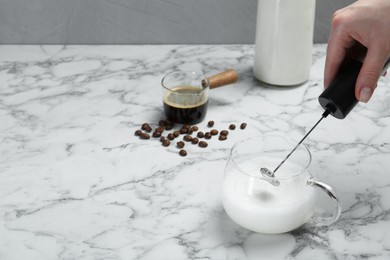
253,0,316,86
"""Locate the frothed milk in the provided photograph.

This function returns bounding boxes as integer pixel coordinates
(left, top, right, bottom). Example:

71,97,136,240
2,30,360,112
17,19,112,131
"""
253,0,316,86
222,158,315,234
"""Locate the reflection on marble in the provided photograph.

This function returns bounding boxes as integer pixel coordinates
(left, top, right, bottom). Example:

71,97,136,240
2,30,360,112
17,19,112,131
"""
0,45,389,259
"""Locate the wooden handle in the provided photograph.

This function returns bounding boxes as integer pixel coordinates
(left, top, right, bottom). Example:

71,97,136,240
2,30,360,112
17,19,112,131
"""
202,69,238,89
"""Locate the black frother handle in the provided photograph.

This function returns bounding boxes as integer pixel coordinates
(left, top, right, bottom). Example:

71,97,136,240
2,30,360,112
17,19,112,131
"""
318,60,361,119
319,58,390,119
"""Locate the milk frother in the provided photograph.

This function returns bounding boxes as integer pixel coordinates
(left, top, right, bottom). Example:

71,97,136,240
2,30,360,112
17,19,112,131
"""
261,58,390,178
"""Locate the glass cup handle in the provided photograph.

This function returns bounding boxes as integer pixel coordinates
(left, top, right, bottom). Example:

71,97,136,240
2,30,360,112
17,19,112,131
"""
307,178,342,226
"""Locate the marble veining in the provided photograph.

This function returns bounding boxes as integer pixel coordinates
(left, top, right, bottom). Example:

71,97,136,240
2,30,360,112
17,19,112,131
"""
0,45,390,260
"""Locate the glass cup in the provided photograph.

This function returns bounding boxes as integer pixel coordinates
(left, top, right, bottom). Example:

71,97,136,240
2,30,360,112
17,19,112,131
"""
222,134,342,234
161,71,209,124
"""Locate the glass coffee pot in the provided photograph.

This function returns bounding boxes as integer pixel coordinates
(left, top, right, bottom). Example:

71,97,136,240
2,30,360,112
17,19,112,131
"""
161,69,238,124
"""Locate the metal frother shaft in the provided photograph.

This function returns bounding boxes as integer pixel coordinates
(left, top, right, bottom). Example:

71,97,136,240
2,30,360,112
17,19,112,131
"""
265,109,331,176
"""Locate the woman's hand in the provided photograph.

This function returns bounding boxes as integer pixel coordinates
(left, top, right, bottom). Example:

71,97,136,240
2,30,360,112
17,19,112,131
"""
324,0,390,103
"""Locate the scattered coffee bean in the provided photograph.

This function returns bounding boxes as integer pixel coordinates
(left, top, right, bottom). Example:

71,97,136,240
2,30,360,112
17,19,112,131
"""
219,135,227,141
156,127,165,132
159,120,168,127
199,141,208,148
183,135,193,142
177,141,185,148
152,131,162,138
172,131,179,137
140,133,150,139
220,130,229,136
145,126,152,132
210,129,219,135
136,119,248,157
179,149,187,156
135,130,142,136
197,131,205,138
229,124,236,130
141,123,152,132
191,138,199,144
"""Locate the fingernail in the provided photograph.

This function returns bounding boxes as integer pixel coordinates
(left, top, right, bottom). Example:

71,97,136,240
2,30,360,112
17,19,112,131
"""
359,87,373,103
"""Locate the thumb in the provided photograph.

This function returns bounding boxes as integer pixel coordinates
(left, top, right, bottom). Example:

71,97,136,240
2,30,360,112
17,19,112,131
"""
356,49,387,103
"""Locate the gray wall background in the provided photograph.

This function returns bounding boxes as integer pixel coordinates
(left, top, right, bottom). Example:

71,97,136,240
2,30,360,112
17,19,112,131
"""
0,0,355,44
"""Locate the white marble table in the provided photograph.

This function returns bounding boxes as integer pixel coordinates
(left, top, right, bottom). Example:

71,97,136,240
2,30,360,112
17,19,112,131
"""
1,45,390,260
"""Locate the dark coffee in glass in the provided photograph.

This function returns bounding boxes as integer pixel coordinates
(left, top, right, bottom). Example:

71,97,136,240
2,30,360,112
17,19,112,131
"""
163,85,208,124
161,71,209,124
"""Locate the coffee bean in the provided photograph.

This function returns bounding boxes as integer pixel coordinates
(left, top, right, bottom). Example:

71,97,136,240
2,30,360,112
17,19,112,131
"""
179,149,187,156
207,121,214,127
183,135,193,142
159,120,168,127
167,133,175,140
205,132,212,139
191,138,199,144
191,126,199,132
162,140,170,147
240,123,247,129
156,127,165,132
197,132,205,138
135,130,142,136
220,130,229,136
183,124,191,130
173,131,180,137
179,128,188,134
141,123,150,130
210,129,218,135
187,129,193,135
229,124,236,130
165,124,173,130
219,135,227,141
152,131,162,138
199,141,208,148
144,126,152,133
177,141,185,148
140,133,150,139
160,136,166,142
